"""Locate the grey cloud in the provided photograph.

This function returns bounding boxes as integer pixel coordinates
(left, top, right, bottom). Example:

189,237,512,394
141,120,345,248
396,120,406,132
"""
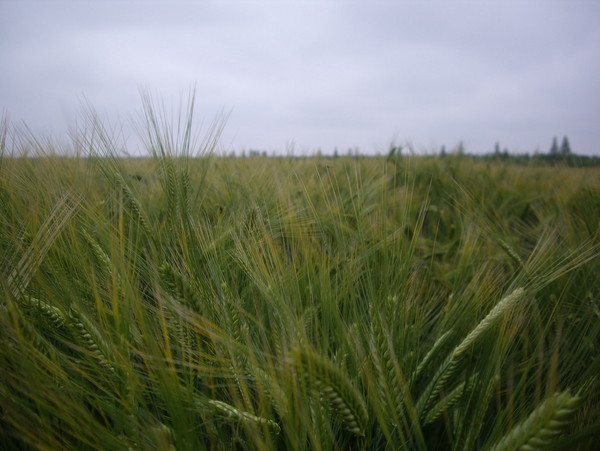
1,1,599,155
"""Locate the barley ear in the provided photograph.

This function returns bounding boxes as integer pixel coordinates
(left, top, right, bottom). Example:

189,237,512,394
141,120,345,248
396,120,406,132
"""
370,309,425,447
291,346,368,436
249,363,289,417
460,374,499,450
159,262,203,312
423,379,470,425
117,176,152,237
208,399,281,434
7,193,80,298
21,295,67,330
498,238,524,268
413,328,453,383
81,229,122,289
418,288,525,417
489,391,581,451
417,357,459,418
68,307,116,373
453,287,525,360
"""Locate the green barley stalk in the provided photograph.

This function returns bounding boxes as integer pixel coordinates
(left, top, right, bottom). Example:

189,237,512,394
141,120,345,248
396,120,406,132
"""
460,374,500,451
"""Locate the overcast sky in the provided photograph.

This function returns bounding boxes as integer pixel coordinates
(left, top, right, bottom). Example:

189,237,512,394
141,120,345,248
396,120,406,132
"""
1,1,599,155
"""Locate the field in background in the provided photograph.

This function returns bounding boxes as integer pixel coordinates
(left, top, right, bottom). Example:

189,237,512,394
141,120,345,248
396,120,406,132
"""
1,123,599,449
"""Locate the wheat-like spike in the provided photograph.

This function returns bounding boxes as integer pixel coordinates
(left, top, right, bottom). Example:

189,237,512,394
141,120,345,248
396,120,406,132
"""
82,229,111,272
163,158,179,220
369,309,428,447
118,178,152,237
68,308,116,373
81,229,118,283
488,391,581,451
371,312,394,381
291,346,368,436
164,304,198,364
424,378,471,425
417,357,459,417
231,344,256,413
159,262,202,312
371,311,408,427
121,369,139,443
413,329,453,383
418,288,526,417
159,262,178,292
10,305,59,359
223,298,246,344
308,393,336,449
453,288,525,359
207,292,254,410
7,193,80,298
249,363,289,417
227,359,254,413
222,305,253,411
498,239,524,268
180,167,191,220
21,295,67,330
368,349,402,445
208,399,281,434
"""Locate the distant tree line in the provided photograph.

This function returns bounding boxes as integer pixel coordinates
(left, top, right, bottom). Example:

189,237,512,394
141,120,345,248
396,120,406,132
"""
228,136,599,167
439,136,600,167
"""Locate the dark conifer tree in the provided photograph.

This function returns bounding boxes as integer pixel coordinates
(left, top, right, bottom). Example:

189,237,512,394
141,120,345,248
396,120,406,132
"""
560,136,572,155
550,136,559,155
494,142,501,156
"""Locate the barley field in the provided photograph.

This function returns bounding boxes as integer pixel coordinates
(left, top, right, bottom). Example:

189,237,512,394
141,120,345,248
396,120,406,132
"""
1,116,599,449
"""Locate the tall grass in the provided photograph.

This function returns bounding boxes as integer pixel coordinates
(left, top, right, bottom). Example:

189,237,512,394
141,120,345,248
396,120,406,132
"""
0,106,598,449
